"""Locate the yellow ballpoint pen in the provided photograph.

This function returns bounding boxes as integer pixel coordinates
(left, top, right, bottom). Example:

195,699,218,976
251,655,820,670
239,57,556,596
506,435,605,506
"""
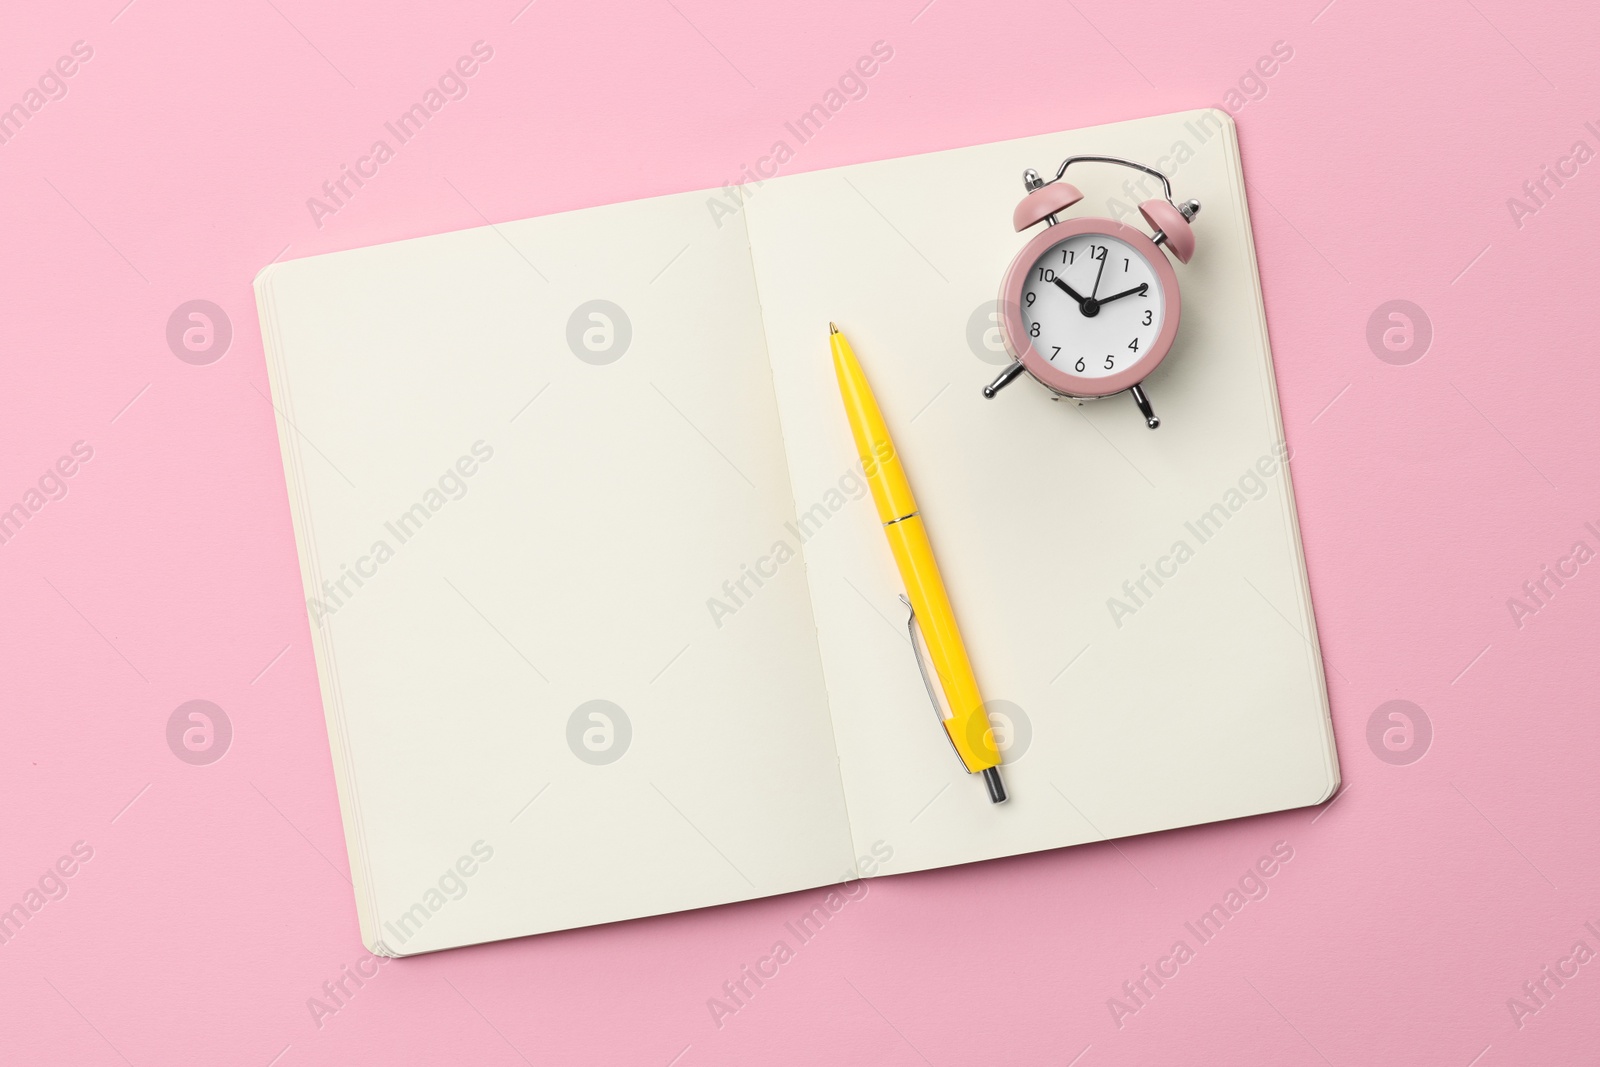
830,323,1007,804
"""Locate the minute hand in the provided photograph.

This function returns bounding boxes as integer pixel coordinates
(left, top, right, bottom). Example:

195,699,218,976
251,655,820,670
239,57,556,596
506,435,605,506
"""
1096,283,1148,305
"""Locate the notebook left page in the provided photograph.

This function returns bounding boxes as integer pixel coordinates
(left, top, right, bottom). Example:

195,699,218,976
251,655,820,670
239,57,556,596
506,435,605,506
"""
256,189,856,953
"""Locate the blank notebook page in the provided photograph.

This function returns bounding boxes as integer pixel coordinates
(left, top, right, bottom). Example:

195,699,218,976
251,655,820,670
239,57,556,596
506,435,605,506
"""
259,189,856,954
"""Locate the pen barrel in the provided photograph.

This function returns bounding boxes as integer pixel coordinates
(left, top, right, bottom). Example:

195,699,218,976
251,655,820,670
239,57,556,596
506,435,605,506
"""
884,515,999,773
832,327,998,775
832,335,918,525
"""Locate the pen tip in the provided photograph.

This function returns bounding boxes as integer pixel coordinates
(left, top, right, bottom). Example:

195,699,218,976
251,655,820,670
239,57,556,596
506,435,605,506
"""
828,322,839,335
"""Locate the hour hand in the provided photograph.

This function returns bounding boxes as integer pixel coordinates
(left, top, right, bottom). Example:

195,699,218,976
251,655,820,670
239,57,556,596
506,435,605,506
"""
1051,277,1087,305
1097,283,1148,305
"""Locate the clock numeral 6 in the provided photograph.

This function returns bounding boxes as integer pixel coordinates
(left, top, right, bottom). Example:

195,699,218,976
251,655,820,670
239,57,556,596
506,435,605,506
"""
1073,357,1085,372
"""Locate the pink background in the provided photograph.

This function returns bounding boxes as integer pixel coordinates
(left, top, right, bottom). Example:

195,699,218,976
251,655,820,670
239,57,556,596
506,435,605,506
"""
3,0,1598,1063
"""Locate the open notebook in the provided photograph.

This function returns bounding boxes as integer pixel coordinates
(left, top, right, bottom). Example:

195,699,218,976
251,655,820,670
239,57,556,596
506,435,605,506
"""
256,108,1337,956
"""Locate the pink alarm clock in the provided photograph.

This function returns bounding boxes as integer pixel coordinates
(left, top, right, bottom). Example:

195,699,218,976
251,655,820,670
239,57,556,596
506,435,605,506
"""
983,156,1200,429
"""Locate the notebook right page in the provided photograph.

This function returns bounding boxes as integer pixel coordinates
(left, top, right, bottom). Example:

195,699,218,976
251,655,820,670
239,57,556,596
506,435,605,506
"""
744,109,1338,875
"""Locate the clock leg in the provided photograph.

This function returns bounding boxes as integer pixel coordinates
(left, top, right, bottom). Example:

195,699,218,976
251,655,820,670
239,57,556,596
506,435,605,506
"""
1129,384,1160,429
983,362,1026,399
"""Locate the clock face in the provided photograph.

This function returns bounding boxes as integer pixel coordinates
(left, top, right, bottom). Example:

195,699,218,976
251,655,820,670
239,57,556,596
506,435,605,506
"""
1020,233,1166,380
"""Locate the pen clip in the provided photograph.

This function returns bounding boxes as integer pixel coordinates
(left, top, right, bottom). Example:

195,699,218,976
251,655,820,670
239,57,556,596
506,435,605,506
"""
899,594,968,772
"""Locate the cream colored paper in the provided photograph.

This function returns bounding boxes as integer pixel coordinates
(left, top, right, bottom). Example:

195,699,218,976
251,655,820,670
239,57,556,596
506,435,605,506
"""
258,190,857,954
